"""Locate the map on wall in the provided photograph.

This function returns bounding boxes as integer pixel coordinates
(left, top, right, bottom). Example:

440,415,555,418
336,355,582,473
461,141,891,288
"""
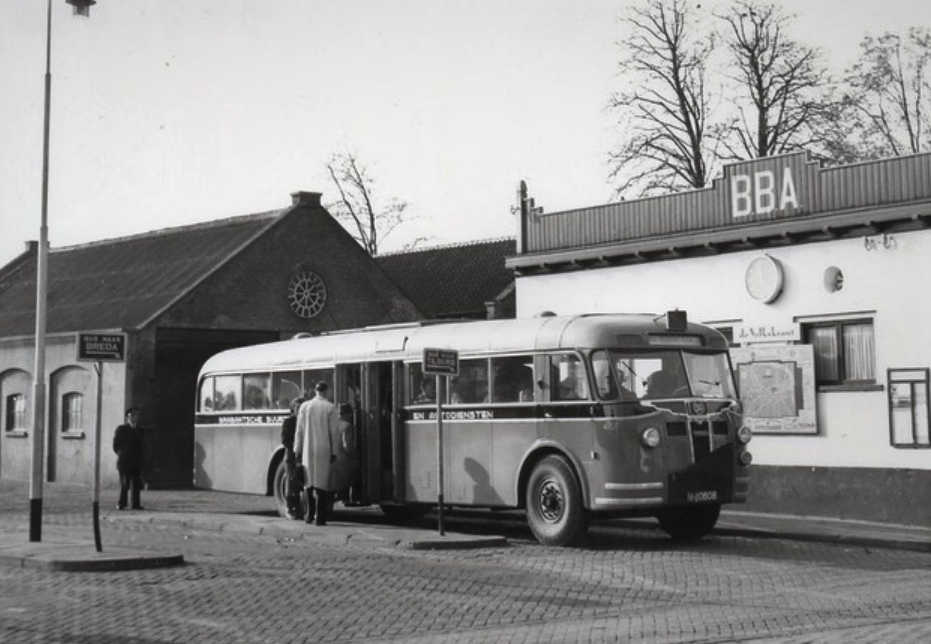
730,344,818,434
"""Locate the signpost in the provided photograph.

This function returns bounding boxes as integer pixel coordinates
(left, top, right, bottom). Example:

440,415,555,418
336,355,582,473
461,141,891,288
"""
422,348,459,537
76,333,126,552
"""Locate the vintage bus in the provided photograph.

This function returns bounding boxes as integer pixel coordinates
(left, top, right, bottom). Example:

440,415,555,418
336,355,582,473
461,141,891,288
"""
194,311,751,546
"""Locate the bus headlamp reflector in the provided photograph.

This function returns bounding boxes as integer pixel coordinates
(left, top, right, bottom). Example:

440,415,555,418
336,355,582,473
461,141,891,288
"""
641,427,661,448
737,426,753,444
739,451,753,466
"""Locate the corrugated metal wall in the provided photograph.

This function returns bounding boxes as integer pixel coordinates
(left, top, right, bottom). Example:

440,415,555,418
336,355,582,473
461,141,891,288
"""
524,152,931,253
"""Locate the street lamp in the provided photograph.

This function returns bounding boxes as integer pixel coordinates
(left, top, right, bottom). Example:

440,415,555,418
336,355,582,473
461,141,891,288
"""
30,0,98,543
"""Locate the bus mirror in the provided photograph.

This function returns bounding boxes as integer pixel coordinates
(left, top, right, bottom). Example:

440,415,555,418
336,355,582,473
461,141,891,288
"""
666,310,687,332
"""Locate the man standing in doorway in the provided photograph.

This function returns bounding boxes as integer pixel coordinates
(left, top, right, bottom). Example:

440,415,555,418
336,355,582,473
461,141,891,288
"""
113,407,146,511
295,382,338,525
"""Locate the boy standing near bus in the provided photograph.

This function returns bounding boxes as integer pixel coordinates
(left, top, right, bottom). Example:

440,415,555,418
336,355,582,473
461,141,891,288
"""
280,397,305,519
295,381,339,526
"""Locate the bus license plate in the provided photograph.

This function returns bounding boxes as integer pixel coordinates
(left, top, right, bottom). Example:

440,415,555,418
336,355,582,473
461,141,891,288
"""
687,490,717,503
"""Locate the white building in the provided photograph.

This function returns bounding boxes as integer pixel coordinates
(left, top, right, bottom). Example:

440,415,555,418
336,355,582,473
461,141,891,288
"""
508,151,931,527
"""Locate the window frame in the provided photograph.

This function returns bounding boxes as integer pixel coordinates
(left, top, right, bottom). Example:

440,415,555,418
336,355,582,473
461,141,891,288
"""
802,317,877,389
5,393,27,434
61,391,85,437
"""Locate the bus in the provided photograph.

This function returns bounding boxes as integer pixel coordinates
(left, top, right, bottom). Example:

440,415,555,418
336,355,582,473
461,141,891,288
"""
194,311,751,546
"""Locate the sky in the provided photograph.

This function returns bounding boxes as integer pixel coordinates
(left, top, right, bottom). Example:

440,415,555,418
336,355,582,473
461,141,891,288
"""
1,0,928,269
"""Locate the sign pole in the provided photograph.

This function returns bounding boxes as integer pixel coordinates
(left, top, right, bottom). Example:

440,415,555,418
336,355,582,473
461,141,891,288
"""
92,361,103,552
435,374,445,537
76,332,126,553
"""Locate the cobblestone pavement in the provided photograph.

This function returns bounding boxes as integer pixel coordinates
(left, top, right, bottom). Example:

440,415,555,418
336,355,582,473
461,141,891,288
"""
2,483,931,643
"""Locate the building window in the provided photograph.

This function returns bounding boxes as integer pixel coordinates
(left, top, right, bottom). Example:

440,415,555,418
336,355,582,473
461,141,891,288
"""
802,319,875,386
888,369,930,448
5,393,26,432
62,392,84,432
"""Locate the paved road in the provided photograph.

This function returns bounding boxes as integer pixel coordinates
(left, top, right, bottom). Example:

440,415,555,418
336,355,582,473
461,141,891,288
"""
2,483,931,643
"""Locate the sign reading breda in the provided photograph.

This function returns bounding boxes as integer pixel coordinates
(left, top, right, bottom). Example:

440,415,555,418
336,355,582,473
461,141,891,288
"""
76,332,127,553
77,333,126,362
422,348,459,537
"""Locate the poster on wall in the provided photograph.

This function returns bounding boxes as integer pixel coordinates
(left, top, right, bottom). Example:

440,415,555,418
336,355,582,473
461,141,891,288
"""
730,344,818,434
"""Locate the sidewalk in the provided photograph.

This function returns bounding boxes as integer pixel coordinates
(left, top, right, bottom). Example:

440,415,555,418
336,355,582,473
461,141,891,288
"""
1,480,929,571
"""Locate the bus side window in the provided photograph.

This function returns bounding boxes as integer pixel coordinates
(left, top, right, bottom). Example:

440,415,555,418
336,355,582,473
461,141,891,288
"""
199,377,215,412
243,373,271,410
215,375,241,411
408,363,434,405
591,351,618,399
302,368,334,398
449,359,489,404
550,354,589,401
272,371,302,409
491,356,534,403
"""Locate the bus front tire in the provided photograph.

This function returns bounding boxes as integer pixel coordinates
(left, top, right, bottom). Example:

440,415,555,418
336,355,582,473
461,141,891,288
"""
656,504,721,541
525,455,588,547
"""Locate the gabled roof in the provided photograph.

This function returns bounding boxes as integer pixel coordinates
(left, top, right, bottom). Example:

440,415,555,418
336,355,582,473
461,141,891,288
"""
376,238,516,319
0,211,282,337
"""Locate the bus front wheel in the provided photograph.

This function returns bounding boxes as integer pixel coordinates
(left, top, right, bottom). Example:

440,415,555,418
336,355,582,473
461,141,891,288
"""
525,455,588,547
656,504,721,541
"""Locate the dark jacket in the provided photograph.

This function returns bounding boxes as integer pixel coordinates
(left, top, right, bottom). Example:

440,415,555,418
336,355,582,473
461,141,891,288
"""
113,423,146,472
280,415,297,450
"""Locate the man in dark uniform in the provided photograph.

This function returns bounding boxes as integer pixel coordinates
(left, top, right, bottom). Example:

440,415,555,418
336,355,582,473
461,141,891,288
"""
113,407,146,510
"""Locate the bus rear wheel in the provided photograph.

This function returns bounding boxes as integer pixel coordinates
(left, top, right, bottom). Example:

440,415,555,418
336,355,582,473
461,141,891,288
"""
525,455,588,547
656,504,721,541
273,459,305,519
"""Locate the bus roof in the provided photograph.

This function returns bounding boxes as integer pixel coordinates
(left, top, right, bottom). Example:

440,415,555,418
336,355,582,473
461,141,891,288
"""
198,313,728,377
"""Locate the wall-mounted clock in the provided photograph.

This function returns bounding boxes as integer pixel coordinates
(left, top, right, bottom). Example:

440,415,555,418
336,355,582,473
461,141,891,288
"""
744,255,784,303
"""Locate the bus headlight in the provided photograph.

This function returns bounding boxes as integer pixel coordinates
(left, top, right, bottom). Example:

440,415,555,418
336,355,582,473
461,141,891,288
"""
737,426,752,444
739,451,753,466
640,427,661,448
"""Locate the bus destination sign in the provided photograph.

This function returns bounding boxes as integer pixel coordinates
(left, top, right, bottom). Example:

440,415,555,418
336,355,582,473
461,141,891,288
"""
422,348,459,377
77,333,127,362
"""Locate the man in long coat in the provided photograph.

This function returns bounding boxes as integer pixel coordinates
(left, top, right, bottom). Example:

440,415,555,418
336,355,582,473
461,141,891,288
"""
294,381,339,525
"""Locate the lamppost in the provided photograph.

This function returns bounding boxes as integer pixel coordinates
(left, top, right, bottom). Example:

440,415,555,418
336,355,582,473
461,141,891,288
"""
30,0,97,543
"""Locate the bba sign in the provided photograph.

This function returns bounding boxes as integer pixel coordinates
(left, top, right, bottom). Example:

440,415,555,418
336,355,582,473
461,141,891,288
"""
731,167,800,218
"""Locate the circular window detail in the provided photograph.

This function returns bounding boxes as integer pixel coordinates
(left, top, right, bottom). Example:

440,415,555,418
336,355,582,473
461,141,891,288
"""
287,269,327,319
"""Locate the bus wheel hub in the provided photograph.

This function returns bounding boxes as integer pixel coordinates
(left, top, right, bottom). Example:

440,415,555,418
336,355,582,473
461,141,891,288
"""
538,478,563,522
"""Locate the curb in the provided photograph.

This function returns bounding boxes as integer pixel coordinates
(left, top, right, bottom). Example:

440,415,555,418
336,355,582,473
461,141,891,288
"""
0,543,184,572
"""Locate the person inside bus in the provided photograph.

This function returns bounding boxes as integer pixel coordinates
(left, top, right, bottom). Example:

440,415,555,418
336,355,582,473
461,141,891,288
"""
414,377,436,404
334,402,361,506
295,381,339,526
280,397,305,519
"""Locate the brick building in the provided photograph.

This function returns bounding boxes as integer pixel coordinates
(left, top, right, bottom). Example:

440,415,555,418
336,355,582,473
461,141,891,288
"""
0,192,423,488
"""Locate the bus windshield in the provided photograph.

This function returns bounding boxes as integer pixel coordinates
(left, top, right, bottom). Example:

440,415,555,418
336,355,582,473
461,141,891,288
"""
592,349,737,401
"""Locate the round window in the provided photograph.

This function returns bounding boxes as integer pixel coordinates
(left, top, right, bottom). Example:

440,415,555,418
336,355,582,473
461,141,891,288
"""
287,269,327,319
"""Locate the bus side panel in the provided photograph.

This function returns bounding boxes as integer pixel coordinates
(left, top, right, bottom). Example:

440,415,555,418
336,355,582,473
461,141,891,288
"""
240,425,279,494
195,423,275,494
491,420,537,506
193,425,216,489
592,414,668,511
401,420,436,502
445,420,496,505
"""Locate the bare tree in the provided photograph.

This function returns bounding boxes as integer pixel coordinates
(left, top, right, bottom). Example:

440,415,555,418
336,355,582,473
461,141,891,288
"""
718,1,844,161
325,151,412,256
844,28,931,157
608,0,718,198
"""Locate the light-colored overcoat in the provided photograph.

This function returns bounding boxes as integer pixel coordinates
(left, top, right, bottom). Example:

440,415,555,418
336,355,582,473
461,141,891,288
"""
294,393,339,490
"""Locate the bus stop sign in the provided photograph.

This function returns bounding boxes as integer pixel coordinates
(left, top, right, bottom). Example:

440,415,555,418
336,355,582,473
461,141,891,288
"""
422,348,459,377
77,333,126,362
